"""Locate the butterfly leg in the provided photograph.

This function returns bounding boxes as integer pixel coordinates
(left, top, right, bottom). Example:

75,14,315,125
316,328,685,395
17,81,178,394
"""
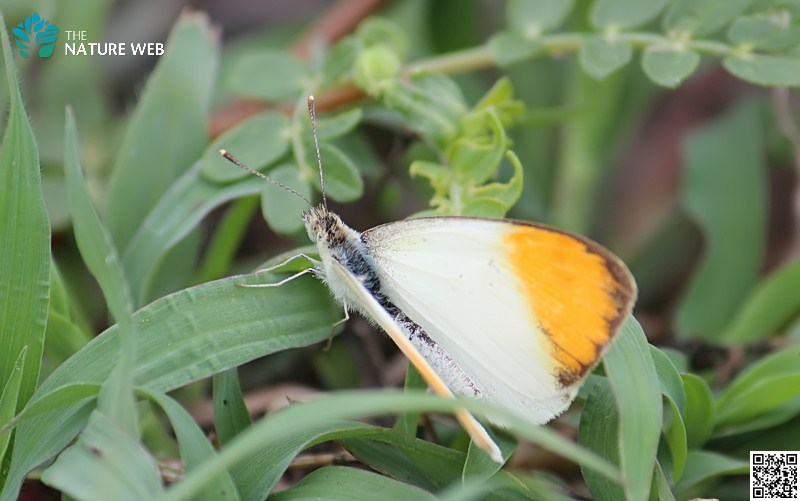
234,253,320,288
323,301,350,351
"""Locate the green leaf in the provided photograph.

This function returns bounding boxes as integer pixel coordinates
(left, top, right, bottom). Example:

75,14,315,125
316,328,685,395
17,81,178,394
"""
487,31,545,67
0,15,50,412
650,461,676,501
662,0,756,36
321,38,360,87
355,17,408,59
672,451,748,499
449,110,506,185
641,46,700,88
591,0,667,29
105,14,217,252
317,108,364,141
580,380,625,500
201,112,290,182
462,431,517,483
651,347,686,414
2,274,337,498
163,391,620,501
122,166,263,304
394,364,426,435
41,411,164,500
260,163,312,234
65,108,139,436
229,50,310,101
380,73,466,146
723,54,800,86
675,100,766,340
725,260,800,342
603,318,662,501
715,345,800,425
681,374,714,448
314,143,363,202
728,14,800,51
142,390,239,501
271,467,437,501
663,398,688,482
468,150,524,214
507,0,575,35
0,348,27,464
579,36,633,80
212,369,251,446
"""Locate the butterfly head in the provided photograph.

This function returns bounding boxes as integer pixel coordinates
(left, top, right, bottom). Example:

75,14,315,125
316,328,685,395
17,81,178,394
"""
302,204,348,247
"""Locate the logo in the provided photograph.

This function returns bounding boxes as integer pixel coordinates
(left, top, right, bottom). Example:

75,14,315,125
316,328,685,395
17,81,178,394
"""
13,13,59,59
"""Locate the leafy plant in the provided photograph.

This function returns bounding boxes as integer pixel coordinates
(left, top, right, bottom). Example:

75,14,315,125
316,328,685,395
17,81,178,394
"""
1,1,799,500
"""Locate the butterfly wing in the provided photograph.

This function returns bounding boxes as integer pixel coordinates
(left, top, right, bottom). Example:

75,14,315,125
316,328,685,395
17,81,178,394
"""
362,217,636,425
324,255,503,462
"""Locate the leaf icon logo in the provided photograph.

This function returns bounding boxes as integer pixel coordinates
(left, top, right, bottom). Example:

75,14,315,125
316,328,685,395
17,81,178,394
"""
13,13,59,58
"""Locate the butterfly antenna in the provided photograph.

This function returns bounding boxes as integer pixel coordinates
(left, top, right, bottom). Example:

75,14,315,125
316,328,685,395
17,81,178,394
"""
307,95,327,208
219,149,312,207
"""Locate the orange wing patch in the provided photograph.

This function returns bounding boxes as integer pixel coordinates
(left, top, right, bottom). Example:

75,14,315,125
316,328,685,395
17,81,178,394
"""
504,225,635,386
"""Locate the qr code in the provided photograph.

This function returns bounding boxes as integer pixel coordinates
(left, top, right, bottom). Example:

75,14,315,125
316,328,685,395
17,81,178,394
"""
751,452,799,500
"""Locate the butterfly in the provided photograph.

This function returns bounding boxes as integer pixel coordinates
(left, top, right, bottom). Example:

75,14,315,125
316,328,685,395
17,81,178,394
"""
220,96,637,462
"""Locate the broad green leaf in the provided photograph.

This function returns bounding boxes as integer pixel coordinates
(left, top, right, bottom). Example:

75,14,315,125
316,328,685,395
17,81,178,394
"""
194,196,259,284
321,38,360,87
487,31,545,67
163,391,621,501
507,0,575,35
672,451,748,499
3,274,337,498
316,108,364,141
715,345,800,425
201,112,290,182
355,17,408,58
459,197,507,217
715,373,800,427
728,14,800,51
312,143,363,202
591,0,667,29
212,369,252,446
0,348,27,464
105,14,217,252
394,364,426,435
261,163,311,234
41,411,164,500
675,100,766,340
0,16,50,411
122,165,263,303
381,73,466,146
65,108,138,435
271,467,436,501
725,261,800,342
651,347,686,414
663,398,688,482
650,461,677,501
662,0,756,36
1,382,100,434
580,380,625,500
723,54,800,87
681,374,714,448
641,46,700,88
604,318,662,501
462,431,517,483
230,50,310,101
141,390,239,501
580,37,633,80
449,110,506,185
469,150,524,214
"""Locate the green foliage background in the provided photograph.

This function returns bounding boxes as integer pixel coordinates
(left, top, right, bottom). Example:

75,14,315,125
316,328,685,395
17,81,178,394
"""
1,1,799,500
